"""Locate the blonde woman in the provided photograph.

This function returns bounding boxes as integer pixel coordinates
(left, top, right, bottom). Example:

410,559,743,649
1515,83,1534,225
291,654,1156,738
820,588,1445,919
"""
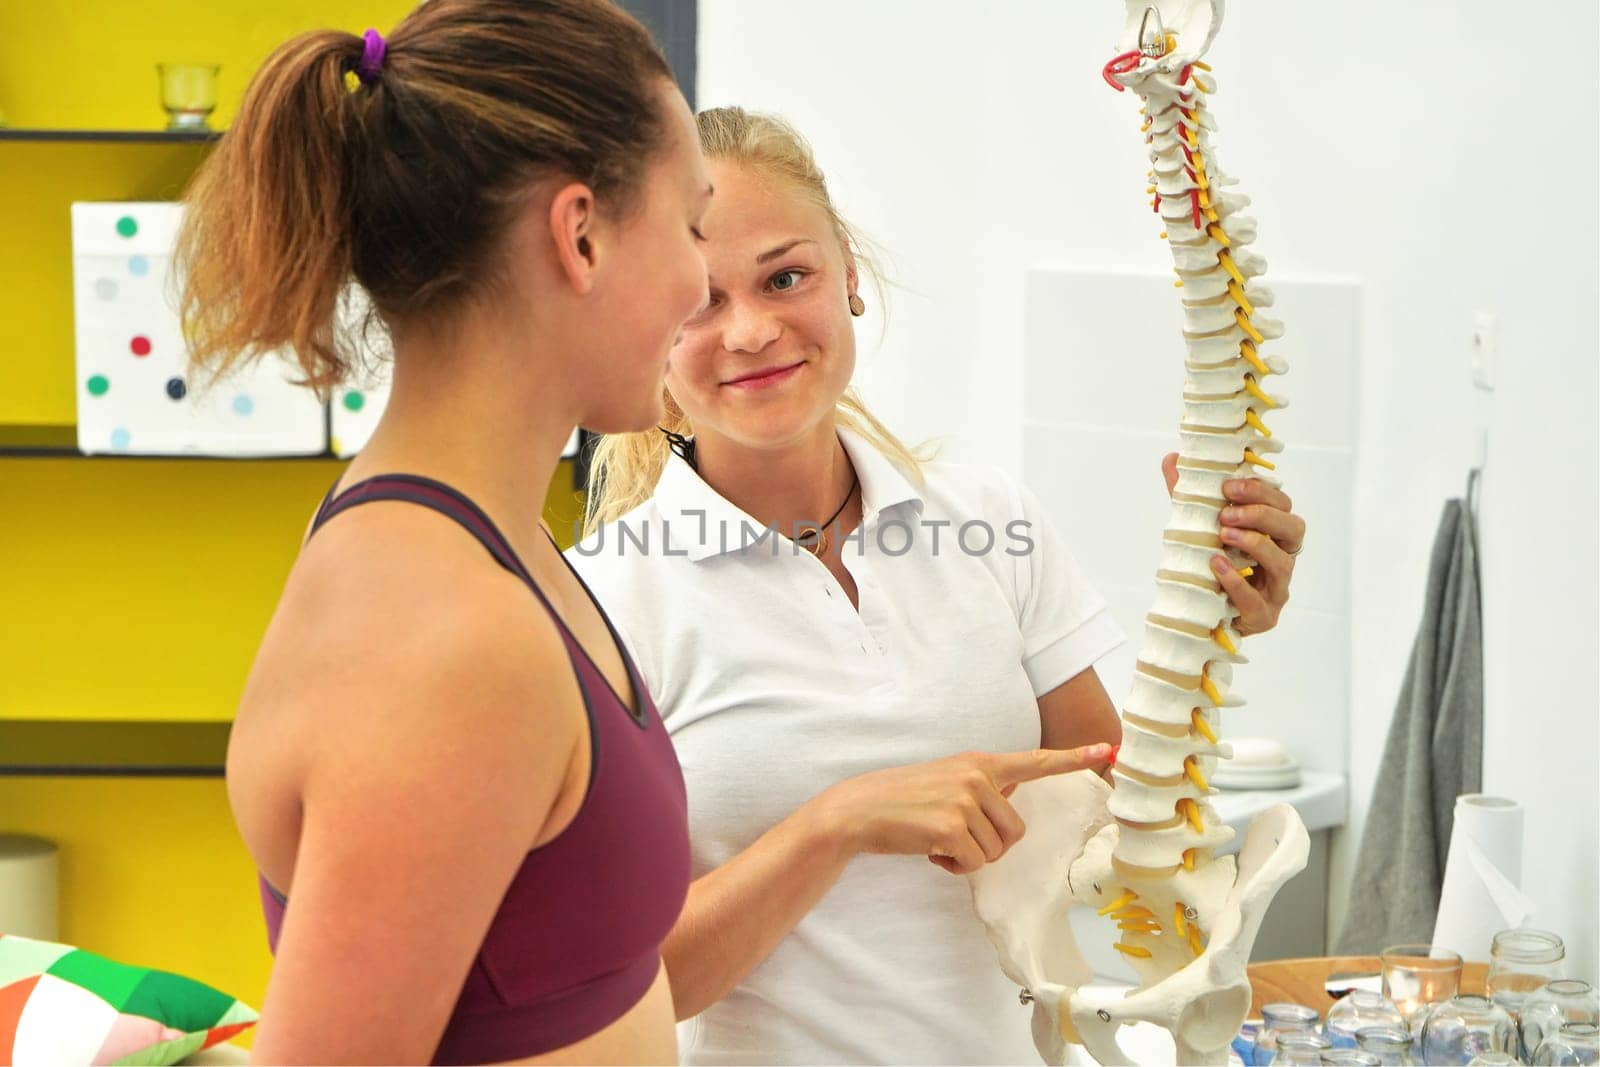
570,107,1305,1065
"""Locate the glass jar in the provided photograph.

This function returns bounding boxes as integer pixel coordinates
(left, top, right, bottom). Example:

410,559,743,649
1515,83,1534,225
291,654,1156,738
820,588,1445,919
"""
1488,929,1566,1021
1422,994,1518,1065
1320,1051,1381,1066
1522,980,1600,1061
1467,1054,1519,1066
1533,1022,1600,1066
1327,992,1408,1048
1274,1032,1334,1066
1356,1025,1415,1066
1382,943,1465,1031
1257,1003,1322,1064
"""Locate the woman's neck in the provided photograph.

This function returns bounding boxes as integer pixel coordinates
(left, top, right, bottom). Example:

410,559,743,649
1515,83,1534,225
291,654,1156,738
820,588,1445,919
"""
692,422,858,541
347,326,574,562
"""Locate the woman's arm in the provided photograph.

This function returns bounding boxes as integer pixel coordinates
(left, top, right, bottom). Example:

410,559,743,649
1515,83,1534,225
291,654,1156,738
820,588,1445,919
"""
1038,665,1122,754
660,744,1111,1020
249,590,580,1064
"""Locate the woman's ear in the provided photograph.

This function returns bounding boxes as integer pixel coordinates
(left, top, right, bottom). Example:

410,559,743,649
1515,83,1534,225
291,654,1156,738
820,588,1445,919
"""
549,181,600,295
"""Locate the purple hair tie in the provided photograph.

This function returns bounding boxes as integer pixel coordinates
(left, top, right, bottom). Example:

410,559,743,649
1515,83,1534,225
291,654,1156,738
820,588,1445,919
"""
356,28,386,84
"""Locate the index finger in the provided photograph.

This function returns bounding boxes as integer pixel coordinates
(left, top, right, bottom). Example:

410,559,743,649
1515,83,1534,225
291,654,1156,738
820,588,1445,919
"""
984,744,1115,788
1223,477,1293,514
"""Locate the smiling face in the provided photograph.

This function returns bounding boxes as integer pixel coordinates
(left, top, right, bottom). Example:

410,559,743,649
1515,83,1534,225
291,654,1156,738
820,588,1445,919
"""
664,161,858,454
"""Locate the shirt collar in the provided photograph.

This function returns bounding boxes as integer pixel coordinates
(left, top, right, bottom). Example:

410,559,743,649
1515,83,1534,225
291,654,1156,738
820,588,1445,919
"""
653,427,924,563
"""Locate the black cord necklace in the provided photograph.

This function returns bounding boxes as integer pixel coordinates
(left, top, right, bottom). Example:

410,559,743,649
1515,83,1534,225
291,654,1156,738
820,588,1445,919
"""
660,427,858,557
794,472,859,557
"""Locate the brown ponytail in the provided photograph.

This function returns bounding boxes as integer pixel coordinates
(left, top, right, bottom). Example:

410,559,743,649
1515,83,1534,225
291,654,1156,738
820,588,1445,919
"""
177,0,672,391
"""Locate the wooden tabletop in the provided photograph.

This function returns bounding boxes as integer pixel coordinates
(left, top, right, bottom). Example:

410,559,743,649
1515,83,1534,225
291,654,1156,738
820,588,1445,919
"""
1247,956,1489,1018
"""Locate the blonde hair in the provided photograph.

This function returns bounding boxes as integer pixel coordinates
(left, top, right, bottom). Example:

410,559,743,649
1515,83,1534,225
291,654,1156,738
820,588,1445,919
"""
583,106,931,531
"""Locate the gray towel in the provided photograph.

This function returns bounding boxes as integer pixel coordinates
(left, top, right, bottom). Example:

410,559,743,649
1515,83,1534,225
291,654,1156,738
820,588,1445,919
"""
1335,494,1483,953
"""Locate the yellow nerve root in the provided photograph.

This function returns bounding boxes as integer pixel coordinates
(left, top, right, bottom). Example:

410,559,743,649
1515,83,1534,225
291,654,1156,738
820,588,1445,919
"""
1244,376,1276,408
1182,848,1198,871
1245,409,1273,437
1114,906,1157,922
1097,890,1138,916
1210,626,1238,655
1184,757,1211,791
1200,673,1225,706
1226,280,1253,315
1218,252,1246,287
1188,924,1206,956
1173,903,1189,938
1192,708,1219,744
1241,340,1270,375
1237,566,1255,579
1243,448,1276,471
1234,307,1265,344
1115,942,1154,959
1179,798,1205,833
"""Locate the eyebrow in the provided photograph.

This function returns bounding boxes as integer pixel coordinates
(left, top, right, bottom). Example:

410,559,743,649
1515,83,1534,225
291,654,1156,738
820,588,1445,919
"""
756,239,816,265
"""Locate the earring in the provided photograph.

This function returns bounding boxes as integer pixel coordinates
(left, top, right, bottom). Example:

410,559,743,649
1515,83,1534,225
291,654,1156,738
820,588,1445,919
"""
848,293,866,317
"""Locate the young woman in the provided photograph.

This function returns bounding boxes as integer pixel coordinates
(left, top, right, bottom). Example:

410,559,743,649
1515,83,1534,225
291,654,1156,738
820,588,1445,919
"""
572,108,1307,1064
178,2,713,1062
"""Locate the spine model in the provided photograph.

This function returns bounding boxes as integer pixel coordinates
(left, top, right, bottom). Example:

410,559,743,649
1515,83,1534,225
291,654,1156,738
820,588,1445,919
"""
1097,11,1289,978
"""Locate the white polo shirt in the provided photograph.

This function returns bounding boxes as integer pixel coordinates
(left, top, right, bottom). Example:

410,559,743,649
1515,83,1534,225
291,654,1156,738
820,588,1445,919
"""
567,429,1123,1065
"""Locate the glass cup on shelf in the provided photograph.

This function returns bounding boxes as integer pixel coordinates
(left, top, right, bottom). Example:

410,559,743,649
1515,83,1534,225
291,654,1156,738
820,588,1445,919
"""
1327,992,1408,1049
1274,1032,1334,1066
1423,994,1519,1065
1258,1003,1323,1064
1320,1051,1382,1066
1533,1022,1600,1066
1382,943,1465,1031
1523,981,1600,1063
1356,1025,1416,1066
158,63,220,130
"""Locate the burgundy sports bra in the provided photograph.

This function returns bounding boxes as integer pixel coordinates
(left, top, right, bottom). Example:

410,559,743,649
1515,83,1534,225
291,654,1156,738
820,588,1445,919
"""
258,474,690,1064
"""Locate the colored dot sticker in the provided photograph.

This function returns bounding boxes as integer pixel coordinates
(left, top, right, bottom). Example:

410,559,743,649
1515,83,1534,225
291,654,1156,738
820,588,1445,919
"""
110,427,132,450
95,278,118,300
342,390,365,412
116,216,138,238
128,255,150,277
86,374,110,397
166,377,187,401
232,394,255,416
130,336,152,357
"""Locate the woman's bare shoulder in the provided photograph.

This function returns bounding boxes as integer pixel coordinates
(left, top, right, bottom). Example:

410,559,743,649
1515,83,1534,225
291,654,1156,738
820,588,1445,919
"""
231,501,583,810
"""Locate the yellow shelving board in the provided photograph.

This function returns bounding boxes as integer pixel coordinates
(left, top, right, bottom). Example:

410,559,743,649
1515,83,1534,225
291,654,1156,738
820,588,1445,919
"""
0,1,415,131
1,457,588,722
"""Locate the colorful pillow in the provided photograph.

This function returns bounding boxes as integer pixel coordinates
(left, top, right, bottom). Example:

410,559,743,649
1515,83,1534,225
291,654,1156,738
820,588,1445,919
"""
0,933,256,1066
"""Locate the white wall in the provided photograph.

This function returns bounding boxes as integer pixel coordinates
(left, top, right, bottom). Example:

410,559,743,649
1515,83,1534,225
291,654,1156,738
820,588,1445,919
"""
699,0,1599,978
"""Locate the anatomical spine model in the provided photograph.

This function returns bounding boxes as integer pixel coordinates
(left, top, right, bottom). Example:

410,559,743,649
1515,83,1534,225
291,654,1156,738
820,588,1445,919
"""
968,3,1310,1064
